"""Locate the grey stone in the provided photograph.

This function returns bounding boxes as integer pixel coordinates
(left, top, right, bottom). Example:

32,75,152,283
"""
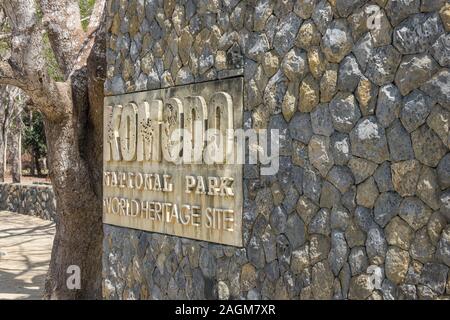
291,244,310,274
328,230,349,275
262,228,277,263
431,33,450,67
355,206,376,233
217,281,230,300
255,188,274,219
329,93,362,133
330,133,351,165
421,0,446,12
381,279,397,300
331,204,351,231
366,227,387,265
427,212,447,246
348,157,378,184
285,214,306,249
391,160,421,197
342,186,357,213
273,13,302,56
110,76,125,95
436,226,450,266
175,67,194,85
393,13,444,55
398,284,417,300
321,19,353,63
270,206,288,234
320,63,338,102
350,117,390,164
310,234,331,264
417,285,438,299
376,84,402,128
356,177,379,209
276,234,292,271
385,0,420,26
264,70,289,115
282,185,300,213
411,124,447,167
247,235,266,269
254,0,273,31
348,274,374,299
311,261,334,299
335,0,367,17
269,114,292,156
385,246,410,284
374,192,402,228
365,45,402,86
421,69,450,109
297,19,321,50
416,166,441,210
294,0,318,19
410,228,436,263
356,76,378,116
345,220,366,249
327,165,354,194
309,135,334,177
373,162,394,193
349,247,368,276
288,112,313,144
386,120,414,161
282,48,308,82
320,181,341,209
440,189,450,220
296,196,319,225
338,54,362,92
303,167,322,204
420,262,449,295
312,0,334,34
395,54,440,96
199,248,216,278
309,208,331,236
311,104,334,136
385,216,414,250
353,32,374,71
399,197,433,231
400,90,434,133
427,105,450,149
247,32,270,61
437,154,450,189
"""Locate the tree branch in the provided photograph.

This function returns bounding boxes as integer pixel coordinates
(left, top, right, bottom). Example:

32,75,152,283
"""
86,0,106,34
0,0,73,121
38,0,86,78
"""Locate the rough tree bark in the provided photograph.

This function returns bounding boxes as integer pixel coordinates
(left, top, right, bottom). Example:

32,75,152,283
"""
10,113,22,183
0,0,106,299
0,85,22,182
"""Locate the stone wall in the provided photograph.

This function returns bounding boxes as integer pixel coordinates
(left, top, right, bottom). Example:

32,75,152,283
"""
0,183,56,221
102,0,450,300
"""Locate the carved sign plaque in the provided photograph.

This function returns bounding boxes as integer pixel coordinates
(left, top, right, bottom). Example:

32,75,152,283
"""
103,78,243,246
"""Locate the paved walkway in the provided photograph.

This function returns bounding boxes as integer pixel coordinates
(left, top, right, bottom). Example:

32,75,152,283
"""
0,211,55,300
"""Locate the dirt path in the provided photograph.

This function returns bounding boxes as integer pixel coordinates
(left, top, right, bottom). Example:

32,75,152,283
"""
0,211,55,300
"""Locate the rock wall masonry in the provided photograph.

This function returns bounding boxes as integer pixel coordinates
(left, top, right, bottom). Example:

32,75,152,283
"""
103,0,450,300
0,183,56,222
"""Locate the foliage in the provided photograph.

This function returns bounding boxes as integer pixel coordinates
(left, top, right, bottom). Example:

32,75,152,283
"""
79,0,96,30
22,111,47,159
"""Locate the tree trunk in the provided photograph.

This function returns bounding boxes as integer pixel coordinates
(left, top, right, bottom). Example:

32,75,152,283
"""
0,133,7,182
11,116,21,183
43,113,103,299
42,20,106,300
0,0,107,299
33,149,41,176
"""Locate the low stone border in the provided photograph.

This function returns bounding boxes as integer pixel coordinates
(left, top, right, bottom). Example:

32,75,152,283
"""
0,182,56,221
